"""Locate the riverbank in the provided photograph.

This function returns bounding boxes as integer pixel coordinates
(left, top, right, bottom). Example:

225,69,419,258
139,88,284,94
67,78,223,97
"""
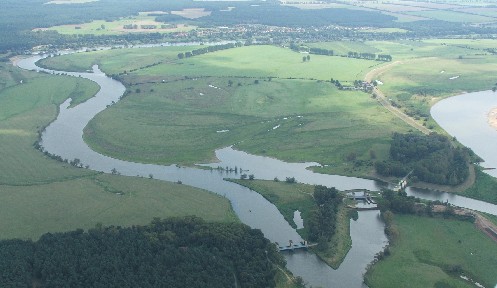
228,179,353,269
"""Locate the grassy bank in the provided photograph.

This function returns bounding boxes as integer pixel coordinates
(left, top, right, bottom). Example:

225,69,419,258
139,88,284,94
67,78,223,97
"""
365,214,497,288
0,63,237,240
230,179,352,269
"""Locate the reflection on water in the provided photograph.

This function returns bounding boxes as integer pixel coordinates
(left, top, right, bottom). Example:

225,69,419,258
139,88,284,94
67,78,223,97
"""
293,210,304,229
431,91,497,178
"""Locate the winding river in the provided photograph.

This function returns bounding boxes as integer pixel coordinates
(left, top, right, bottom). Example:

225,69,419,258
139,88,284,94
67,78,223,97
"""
16,51,497,287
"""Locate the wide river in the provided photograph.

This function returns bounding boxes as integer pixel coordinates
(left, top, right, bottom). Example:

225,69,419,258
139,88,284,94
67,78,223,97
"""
16,51,497,287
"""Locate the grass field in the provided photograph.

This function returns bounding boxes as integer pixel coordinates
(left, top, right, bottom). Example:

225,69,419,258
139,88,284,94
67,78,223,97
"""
0,63,237,240
406,9,496,23
0,175,237,240
229,179,353,269
38,46,201,73
0,69,99,185
40,45,380,80
34,12,194,35
36,45,411,176
365,214,497,288
37,41,497,189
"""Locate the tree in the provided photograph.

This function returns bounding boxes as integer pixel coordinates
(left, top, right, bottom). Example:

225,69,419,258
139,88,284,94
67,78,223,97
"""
285,177,296,183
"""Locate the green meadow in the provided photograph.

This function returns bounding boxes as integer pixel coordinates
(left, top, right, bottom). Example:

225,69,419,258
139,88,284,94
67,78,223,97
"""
41,45,409,177
37,40,497,190
0,63,236,240
365,215,497,288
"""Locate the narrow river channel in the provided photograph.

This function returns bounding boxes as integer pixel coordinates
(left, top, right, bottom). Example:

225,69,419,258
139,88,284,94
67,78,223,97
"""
16,51,497,287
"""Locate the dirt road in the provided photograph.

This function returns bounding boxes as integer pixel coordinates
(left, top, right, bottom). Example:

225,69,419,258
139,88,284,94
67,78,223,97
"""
364,61,431,135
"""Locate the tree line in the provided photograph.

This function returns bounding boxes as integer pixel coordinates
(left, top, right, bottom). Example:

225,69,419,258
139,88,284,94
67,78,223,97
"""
347,51,392,61
0,217,284,288
375,133,472,185
177,42,243,59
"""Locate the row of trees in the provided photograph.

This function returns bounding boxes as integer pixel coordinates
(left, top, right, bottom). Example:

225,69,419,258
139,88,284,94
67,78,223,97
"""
375,133,472,185
307,186,342,249
0,217,284,288
177,42,243,59
347,51,392,61
309,47,334,56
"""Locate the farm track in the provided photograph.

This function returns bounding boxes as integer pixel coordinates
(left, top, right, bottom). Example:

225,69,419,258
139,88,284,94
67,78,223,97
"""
475,213,497,244
364,61,431,135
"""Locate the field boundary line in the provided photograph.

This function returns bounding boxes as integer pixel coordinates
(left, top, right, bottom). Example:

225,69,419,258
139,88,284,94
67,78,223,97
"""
364,61,431,135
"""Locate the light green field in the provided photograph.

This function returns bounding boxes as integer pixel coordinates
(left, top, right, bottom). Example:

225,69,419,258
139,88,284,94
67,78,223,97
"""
230,179,352,269
39,46,404,175
406,9,496,23
307,41,380,56
83,76,408,172
0,64,237,240
0,175,237,240
134,46,379,81
378,56,497,119
365,215,497,288
38,46,201,73
35,13,194,35
40,45,381,81
0,72,99,185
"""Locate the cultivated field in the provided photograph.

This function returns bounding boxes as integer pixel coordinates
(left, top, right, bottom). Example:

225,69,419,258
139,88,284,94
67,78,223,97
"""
0,62,237,240
365,215,497,288
34,12,194,35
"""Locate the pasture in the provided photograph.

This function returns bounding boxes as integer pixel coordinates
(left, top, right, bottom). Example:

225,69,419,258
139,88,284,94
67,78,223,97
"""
365,215,497,288
0,63,237,240
41,45,409,177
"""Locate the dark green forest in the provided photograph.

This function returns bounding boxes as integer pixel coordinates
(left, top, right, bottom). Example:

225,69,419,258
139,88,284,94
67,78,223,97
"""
375,133,472,185
307,186,342,249
0,217,284,288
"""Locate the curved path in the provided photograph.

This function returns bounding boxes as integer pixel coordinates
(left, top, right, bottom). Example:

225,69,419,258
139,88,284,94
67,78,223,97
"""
364,61,431,135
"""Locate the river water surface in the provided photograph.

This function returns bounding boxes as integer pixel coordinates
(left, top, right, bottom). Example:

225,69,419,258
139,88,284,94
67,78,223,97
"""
16,52,497,287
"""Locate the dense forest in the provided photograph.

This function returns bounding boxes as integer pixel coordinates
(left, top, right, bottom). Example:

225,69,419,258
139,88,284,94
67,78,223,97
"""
307,185,342,249
0,217,284,288
375,133,472,185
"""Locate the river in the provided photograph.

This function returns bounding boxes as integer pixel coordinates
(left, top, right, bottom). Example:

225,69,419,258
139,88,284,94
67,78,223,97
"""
15,52,497,287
